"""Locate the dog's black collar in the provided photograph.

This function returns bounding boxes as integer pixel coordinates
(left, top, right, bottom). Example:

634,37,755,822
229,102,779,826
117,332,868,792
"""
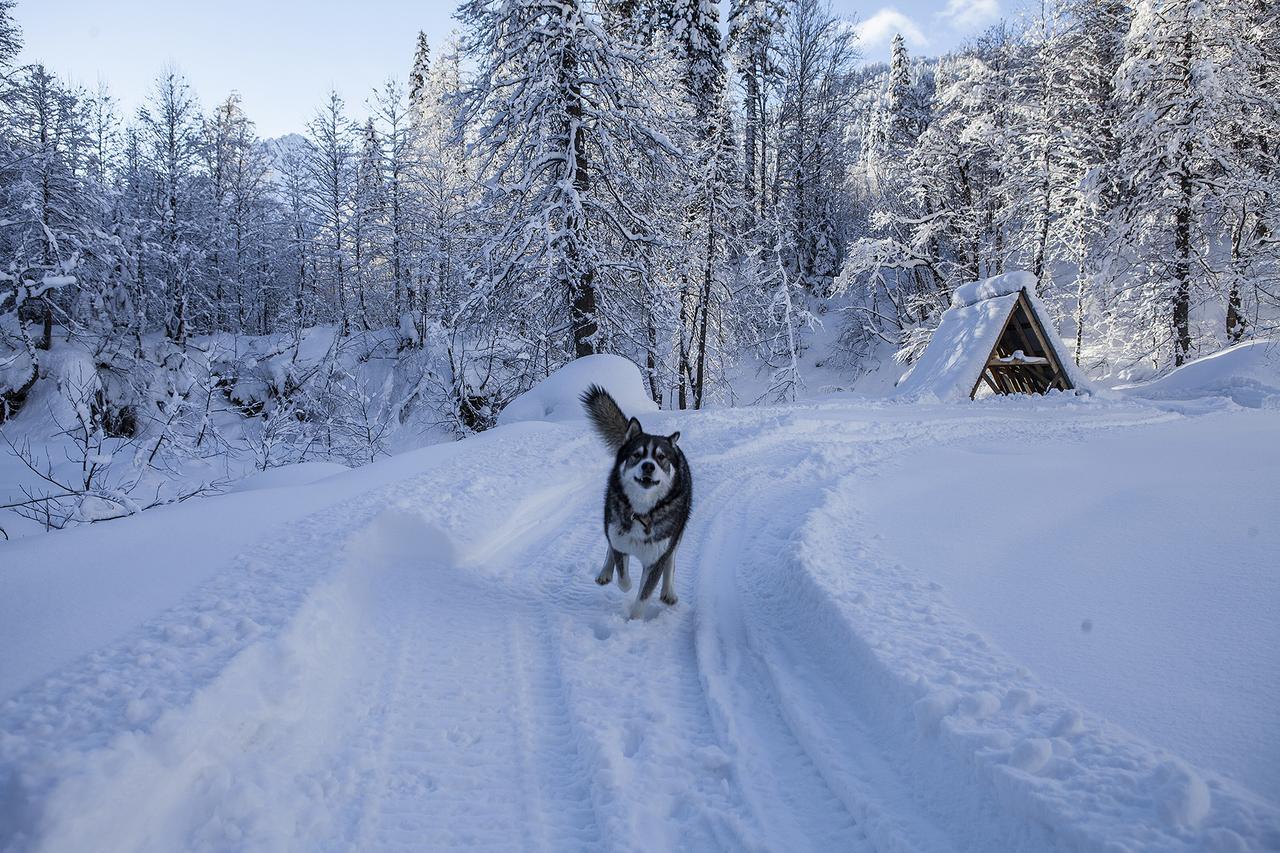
626,480,679,538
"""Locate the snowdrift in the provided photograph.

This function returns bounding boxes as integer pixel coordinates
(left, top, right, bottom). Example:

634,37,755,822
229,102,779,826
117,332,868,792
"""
1116,340,1280,408
496,353,658,426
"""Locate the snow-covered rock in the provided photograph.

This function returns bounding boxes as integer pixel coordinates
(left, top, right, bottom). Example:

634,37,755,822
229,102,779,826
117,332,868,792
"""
496,353,658,426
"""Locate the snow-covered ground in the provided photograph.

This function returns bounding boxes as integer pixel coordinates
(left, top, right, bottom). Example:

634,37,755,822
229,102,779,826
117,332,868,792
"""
2,360,1279,851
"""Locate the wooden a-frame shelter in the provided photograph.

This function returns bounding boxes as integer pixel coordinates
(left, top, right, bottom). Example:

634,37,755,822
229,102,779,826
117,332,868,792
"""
895,271,1084,402
972,288,1073,398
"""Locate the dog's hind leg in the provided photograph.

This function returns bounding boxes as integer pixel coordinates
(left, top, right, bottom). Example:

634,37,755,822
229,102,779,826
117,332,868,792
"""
614,551,632,592
595,545,616,586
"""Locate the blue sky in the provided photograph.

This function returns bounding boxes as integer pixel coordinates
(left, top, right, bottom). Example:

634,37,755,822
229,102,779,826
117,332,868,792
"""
16,0,1004,139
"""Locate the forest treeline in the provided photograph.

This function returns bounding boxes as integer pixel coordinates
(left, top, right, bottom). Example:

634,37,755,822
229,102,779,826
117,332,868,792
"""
1,0,1276,436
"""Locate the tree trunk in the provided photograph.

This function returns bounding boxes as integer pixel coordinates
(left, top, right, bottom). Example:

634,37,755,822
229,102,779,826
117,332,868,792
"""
646,311,662,406
1172,170,1192,366
744,61,759,219
1226,283,1245,344
1226,205,1247,343
566,28,596,359
693,226,714,409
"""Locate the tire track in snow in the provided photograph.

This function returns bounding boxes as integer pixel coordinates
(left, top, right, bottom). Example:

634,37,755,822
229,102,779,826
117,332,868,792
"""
693,435,965,853
518,438,764,852
351,562,530,850
685,410,1036,852
689,427,884,852
2,426,606,852
685,403,1196,853
340,470,618,852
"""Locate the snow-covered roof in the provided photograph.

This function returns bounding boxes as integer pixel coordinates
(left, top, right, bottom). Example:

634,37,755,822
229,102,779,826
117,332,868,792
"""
950,270,1038,309
896,292,1023,401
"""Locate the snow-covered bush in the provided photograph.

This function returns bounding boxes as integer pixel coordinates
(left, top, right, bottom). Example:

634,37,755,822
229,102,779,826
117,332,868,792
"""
496,354,658,427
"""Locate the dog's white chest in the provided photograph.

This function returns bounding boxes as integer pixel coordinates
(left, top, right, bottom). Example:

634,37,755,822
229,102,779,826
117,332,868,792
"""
607,521,669,568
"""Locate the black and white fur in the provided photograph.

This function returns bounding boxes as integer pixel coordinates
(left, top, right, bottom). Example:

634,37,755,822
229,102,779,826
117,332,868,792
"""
581,385,692,618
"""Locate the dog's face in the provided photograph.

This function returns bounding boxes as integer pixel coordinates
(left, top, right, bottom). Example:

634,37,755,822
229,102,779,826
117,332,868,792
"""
617,418,681,502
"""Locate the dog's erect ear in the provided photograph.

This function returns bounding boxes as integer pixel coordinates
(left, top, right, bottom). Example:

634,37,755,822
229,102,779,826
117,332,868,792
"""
625,417,643,442
668,431,680,445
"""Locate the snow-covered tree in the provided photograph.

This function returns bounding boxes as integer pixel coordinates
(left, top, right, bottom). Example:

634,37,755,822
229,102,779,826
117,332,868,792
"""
729,0,785,220
304,91,355,335
775,0,859,290
458,0,678,365
408,31,431,110
137,68,203,344
1115,0,1225,366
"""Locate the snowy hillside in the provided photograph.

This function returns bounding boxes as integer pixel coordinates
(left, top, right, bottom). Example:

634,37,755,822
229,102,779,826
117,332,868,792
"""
3,364,1277,851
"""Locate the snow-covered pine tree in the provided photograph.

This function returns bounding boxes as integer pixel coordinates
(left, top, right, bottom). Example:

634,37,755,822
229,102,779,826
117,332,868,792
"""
1208,0,1280,343
728,0,785,222
217,97,275,333
352,117,386,331
0,50,91,418
408,36,476,344
662,0,744,407
1005,1,1072,285
276,138,318,331
115,126,152,355
3,65,92,351
86,83,119,191
458,0,678,367
408,31,431,110
775,0,858,291
1053,0,1132,367
204,93,241,329
886,33,929,154
372,78,416,327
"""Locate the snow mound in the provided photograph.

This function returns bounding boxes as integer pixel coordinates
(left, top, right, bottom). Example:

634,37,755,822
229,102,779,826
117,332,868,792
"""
1116,340,1280,408
950,270,1038,309
496,354,658,426
228,462,350,494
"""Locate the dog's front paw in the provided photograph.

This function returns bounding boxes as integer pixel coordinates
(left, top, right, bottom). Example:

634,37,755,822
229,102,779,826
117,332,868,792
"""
660,591,679,606
595,573,611,586
617,572,632,592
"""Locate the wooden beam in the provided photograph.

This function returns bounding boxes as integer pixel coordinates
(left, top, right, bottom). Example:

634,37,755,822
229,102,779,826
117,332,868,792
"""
970,294,1023,400
987,356,1050,368
1016,290,1074,391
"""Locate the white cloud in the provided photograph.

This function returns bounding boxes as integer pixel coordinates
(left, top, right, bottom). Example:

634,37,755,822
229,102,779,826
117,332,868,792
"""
855,8,930,53
939,0,1001,31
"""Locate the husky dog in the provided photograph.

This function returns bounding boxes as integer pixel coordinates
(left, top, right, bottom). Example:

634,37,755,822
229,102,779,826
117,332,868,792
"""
581,384,692,618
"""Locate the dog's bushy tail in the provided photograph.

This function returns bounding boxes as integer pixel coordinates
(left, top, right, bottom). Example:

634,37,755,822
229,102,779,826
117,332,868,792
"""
581,384,633,452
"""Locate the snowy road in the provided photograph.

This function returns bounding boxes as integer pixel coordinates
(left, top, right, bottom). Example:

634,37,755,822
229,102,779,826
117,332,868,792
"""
3,399,1278,852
